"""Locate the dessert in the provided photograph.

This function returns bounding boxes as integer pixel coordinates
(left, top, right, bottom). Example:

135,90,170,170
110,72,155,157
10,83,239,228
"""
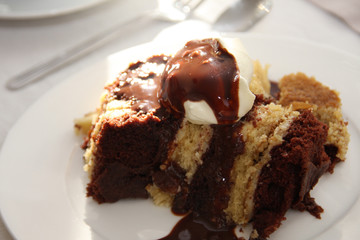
75,38,349,239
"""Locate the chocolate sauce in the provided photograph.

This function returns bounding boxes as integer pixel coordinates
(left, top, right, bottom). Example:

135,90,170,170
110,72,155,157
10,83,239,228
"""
153,114,246,239
184,123,244,227
158,212,239,240
160,39,240,124
109,55,168,113
154,121,245,235
153,162,187,195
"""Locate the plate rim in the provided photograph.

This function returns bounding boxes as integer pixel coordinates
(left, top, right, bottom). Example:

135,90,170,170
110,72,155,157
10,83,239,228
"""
0,0,109,20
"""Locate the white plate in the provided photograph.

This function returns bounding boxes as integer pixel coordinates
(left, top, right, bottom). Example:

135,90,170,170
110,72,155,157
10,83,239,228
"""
0,0,109,19
0,33,360,240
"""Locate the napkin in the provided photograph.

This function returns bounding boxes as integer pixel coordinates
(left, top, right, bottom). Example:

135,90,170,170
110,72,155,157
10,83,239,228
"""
309,0,360,33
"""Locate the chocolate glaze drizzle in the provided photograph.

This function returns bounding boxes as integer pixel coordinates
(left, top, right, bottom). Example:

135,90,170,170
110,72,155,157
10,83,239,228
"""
158,212,238,240
155,121,246,240
160,39,240,124
185,123,244,227
108,55,168,113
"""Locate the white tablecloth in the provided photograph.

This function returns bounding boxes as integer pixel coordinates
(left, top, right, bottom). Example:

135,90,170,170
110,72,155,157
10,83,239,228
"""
0,0,359,239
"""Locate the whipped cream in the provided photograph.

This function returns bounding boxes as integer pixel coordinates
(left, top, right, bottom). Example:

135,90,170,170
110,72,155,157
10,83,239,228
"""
160,38,255,125
185,38,254,124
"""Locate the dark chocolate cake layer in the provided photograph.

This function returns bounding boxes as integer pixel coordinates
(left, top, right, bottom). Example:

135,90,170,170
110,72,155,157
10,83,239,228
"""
252,110,330,239
87,109,182,203
85,56,183,203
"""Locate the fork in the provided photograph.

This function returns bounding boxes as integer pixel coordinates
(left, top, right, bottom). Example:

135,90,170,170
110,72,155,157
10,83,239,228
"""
5,0,204,90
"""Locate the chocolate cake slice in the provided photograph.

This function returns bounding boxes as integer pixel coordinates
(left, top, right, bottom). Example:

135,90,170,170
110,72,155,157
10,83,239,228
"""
82,55,183,202
76,38,349,240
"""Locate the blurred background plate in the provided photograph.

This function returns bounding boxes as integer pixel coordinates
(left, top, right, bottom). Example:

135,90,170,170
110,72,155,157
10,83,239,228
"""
0,0,110,19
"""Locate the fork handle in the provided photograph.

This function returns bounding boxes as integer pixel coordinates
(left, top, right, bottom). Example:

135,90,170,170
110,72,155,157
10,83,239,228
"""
6,13,152,90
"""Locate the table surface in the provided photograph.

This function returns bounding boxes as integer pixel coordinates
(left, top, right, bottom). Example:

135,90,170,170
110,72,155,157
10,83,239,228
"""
0,0,359,239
